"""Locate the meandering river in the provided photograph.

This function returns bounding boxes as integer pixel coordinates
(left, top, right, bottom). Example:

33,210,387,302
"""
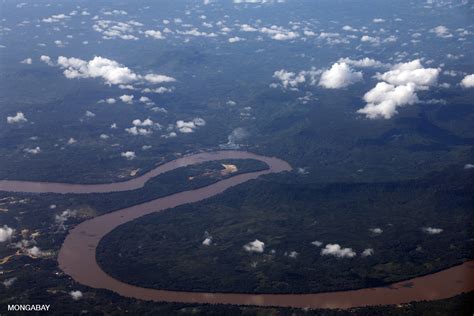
1,150,472,309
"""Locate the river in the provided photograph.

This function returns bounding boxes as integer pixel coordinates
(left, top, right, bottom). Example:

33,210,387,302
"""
1,150,472,309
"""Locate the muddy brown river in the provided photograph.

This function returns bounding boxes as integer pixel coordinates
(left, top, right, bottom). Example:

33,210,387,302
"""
1,150,473,309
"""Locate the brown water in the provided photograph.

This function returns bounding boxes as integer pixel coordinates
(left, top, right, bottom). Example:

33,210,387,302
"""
0,151,285,194
1,150,473,309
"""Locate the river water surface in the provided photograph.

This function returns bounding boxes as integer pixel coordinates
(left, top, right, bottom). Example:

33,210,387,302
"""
1,150,472,309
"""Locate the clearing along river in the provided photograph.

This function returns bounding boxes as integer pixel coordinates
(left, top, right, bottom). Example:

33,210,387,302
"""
1,150,473,309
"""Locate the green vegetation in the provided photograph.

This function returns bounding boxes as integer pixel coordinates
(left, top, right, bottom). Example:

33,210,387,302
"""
97,166,473,294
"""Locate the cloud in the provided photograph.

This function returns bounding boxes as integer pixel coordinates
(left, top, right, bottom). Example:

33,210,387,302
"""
2,277,17,288
361,248,374,257
42,14,70,23
430,25,452,38
56,56,175,87
243,239,265,253
460,74,474,88
239,24,256,33
237,23,299,42
70,290,83,300
202,237,212,246
55,209,77,230
0,225,14,242
234,0,286,3
259,26,298,41
57,56,138,85
342,25,358,32
338,57,387,68
369,228,383,234
85,111,95,117
176,118,206,133
24,147,41,155
13,239,34,250
143,74,176,84
125,118,156,136
121,151,136,160
20,58,32,64
27,246,45,257
319,32,344,44
93,20,140,40
375,59,439,87
144,30,165,39
177,28,217,38
103,10,127,16
318,62,362,89
311,240,323,247
358,82,418,119
139,96,154,105
142,87,173,94
464,164,474,169
423,227,443,234
373,18,385,23
273,69,306,89
119,94,134,104
361,35,380,44
133,118,154,127
296,167,309,175
224,127,249,148
358,60,439,119
161,132,177,139
54,40,65,47
40,55,54,66
228,36,244,43
7,112,28,124
321,244,356,258
104,98,116,104
272,68,321,90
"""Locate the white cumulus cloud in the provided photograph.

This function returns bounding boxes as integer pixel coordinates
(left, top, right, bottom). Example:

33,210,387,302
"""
176,118,206,133
369,228,383,234
144,30,165,39
358,60,439,119
361,248,374,257
243,239,265,253
0,225,14,242
56,56,175,87
24,147,41,155
119,94,134,104
423,227,443,234
7,112,28,124
321,244,356,258
460,74,474,88
70,290,83,300
121,151,136,160
338,57,388,68
40,55,54,66
359,82,418,119
318,62,362,89
202,237,212,246
430,25,452,38
375,59,439,87
20,58,32,64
